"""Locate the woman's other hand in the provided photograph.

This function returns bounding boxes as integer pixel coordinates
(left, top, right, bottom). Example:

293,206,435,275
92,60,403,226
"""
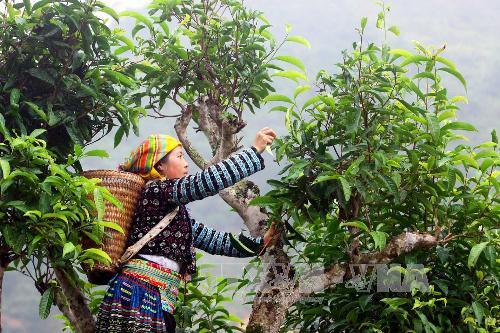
258,221,281,256
252,127,277,154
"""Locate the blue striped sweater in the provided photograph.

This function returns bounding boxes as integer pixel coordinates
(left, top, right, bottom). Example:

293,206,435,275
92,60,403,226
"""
127,146,266,276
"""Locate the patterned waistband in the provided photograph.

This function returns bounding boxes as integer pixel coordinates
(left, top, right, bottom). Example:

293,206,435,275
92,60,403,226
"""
122,258,182,314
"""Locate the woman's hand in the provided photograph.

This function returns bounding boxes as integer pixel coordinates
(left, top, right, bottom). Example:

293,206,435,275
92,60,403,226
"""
252,127,277,154
258,221,281,256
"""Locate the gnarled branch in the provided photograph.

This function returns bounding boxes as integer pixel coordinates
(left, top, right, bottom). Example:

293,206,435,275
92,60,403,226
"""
174,105,209,169
292,231,440,303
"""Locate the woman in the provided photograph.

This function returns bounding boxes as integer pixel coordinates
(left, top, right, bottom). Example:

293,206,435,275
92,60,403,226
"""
95,127,278,332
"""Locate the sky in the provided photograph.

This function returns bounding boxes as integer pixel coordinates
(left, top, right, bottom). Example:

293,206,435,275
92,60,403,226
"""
3,0,499,332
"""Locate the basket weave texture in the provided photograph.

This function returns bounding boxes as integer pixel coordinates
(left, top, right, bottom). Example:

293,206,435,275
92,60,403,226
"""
80,170,145,284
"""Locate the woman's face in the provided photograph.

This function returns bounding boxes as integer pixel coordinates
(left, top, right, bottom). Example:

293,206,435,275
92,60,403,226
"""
156,146,189,179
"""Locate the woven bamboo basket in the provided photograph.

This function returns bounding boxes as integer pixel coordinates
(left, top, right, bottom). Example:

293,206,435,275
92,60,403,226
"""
80,170,145,285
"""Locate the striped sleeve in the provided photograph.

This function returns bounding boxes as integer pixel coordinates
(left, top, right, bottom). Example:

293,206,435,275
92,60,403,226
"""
165,146,265,205
191,218,263,257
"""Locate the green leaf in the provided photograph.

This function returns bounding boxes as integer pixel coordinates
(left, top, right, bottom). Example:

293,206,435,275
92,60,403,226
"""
30,128,46,138
284,221,306,242
426,113,440,142
379,174,400,200
71,50,86,71
381,297,411,308
399,55,429,67
407,81,425,100
388,49,413,58
116,35,135,51
388,25,400,36
0,113,9,139
10,88,20,108
450,95,468,104
467,241,489,268
339,176,351,201
435,56,457,70
227,313,243,323
98,5,119,23
39,287,54,319
120,10,153,29
312,173,340,184
25,102,47,121
285,106,292,132
376,12,383,29
93,188,105,221
340,221,369,233
471,301,484,325
272,70,307,83
438,67,467,90
103,69,135,88
319,95,335,108
84,149,109,158
480,158,495,172
78,83,98,98
114,126,125,148
2,227,16,250
114,45,130,56
293,85,311,99
441,122,477,132
447,168,456,193
302,95,322,110
438,110,456,122
101,191,124,211
275,56,306,73
131,22,145,38
83,248,112,265
28,68,55,86
159,22,169,35
22,0,32,14
42,213,68,223
413,72,436,81
83,230,102,246
248,196,277,207
286,35,311,48
96,221,124,234
370,231,387,250
32,0,54,12
0,159,11,179
453,154,479,169
63,242,76,258
360,17,368,30
263,94,293,104
65,124,83,146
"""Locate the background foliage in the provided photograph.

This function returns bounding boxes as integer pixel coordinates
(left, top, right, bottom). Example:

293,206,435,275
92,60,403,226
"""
254,4,499,332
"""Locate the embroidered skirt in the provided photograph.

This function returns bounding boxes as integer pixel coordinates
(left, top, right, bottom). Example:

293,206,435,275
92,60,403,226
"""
96,258,182,333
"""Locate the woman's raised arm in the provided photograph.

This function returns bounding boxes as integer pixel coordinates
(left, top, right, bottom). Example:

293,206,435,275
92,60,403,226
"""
156,146,265,205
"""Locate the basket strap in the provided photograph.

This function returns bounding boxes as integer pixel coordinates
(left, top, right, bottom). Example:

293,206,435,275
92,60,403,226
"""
117,206,180,266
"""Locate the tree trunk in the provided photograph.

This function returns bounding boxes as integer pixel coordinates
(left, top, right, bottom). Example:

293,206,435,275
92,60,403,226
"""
0,260,5,333
52,285,80,333
247,232,441,333
51,262,95,333
0,246,13,333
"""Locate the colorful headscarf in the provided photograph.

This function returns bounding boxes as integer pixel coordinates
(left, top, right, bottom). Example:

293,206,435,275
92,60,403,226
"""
117,134,182,180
